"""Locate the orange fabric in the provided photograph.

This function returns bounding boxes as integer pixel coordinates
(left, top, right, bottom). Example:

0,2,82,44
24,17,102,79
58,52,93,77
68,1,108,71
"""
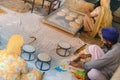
72,72,85,80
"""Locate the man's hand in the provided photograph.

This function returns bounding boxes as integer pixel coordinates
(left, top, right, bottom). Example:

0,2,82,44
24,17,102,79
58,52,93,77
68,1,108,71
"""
69,61,82,68
80,54,91,59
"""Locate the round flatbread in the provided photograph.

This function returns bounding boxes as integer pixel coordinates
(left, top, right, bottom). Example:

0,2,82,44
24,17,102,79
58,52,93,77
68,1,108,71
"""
57,11,65,16
69,22,80,28
65,16,74,21
61,8,69,13
75,18,83,24
69,12,78,18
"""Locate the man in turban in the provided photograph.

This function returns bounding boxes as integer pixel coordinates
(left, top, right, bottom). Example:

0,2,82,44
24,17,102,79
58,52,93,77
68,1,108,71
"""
70,27,120,80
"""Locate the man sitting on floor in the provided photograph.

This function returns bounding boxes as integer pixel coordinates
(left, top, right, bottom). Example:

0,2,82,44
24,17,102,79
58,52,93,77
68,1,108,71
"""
70,27,120,80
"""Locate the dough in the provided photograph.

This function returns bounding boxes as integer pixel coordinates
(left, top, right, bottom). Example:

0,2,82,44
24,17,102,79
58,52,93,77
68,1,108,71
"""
65,16,74,21
61,8,69,13
75,18,83,24
69,22,80,28
57,11,66,16
69,12,78,18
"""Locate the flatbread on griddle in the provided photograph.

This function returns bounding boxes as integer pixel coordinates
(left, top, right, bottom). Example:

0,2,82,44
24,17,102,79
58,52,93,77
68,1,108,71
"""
69,22,80,28
69,12,78,18
57,11,66,16
61,8,69,13
65,16,74,21
75,18,83,24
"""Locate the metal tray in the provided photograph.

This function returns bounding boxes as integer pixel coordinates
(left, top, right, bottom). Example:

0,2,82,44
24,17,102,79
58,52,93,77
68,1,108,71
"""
43,6,85,35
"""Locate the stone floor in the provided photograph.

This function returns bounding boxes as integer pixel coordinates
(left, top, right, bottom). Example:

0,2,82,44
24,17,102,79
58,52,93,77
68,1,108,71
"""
0,2,120,80
0,6,84,80
0,0,32,13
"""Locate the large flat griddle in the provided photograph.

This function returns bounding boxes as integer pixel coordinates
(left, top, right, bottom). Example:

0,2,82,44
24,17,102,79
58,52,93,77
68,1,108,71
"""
43,6,85,35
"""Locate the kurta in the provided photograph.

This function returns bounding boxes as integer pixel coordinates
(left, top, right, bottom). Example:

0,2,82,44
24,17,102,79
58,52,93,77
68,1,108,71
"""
82,43,120,79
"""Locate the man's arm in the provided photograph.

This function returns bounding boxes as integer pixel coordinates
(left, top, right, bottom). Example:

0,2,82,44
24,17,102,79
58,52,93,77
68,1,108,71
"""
82,50,115,70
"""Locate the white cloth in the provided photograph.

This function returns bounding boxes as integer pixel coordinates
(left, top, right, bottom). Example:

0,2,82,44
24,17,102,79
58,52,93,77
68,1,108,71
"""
88,69,107,80
86,45,107,80
87,44,105,61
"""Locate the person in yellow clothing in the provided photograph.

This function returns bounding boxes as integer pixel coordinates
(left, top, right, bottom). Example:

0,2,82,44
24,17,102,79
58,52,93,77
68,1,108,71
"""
83,0,112,38
0,34,42,80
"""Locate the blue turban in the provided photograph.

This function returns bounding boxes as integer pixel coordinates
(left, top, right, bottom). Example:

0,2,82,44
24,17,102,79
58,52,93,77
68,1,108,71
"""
102,27,119,43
